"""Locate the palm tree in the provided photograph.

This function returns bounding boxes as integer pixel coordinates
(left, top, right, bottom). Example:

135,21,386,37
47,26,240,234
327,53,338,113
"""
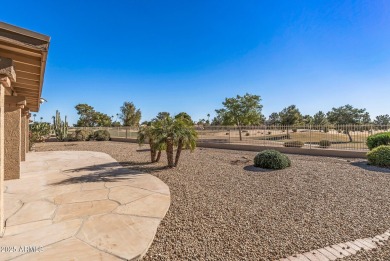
151,114,198,168
138,124,158,162
138,121,165,163
40,117,43,122
174,118,197,167
33,114,37,122
151,116,176,167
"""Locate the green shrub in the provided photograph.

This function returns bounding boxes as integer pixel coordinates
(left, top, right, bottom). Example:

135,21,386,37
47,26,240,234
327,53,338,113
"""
245,132,250,136
366,132,390,150
292,128,298,133
319,140,332,148
93,130,110,141
74,129,93,141
367,145,390,168
283,140,304,148
65,134,78,142
29,122,51,150
254,150,291,169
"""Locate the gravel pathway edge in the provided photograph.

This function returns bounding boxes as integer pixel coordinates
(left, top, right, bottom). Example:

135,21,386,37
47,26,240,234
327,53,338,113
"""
281,228,390,260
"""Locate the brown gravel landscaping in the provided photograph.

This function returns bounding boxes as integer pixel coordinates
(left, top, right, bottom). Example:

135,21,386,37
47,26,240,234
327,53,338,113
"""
35,141,390,260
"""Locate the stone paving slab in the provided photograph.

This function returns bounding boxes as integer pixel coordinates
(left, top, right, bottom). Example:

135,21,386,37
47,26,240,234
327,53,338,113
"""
1,151,170,260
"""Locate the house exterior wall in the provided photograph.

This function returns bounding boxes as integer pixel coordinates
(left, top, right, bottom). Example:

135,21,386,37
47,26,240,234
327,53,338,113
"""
0,84,5,233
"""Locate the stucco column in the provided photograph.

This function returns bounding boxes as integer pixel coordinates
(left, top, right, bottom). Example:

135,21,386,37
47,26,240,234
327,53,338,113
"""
26,114,30,153
4,106,21,180
0,84,5,234
20,112,27,161
0,58,17,234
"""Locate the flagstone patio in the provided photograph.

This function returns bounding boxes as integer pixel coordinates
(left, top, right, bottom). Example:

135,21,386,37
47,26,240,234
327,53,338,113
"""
1,151,170,260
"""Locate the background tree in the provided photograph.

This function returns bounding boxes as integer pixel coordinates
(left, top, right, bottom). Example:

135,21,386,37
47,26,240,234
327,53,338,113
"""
313,111,328,125
267,112,281,125
174,112,193,124
75,104,96,127
279,105,302,137
75,103,112,127
211,115,223,125
302,115,313,125
197,119,206,126
214,93,264,140
279,105,302,126
120,101,141,127
327,104,371,142
155,112,170,121
93,112,112,127
373,114,390,126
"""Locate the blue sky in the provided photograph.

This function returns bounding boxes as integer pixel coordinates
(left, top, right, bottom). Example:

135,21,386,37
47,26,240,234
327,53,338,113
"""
2,0,390,124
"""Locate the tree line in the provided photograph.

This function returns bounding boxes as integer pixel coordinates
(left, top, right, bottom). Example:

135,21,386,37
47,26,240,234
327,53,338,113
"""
73,102,141,127
72,94,389,132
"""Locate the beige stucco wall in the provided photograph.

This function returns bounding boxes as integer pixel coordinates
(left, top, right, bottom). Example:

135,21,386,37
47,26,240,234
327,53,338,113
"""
4,107,20,180
20,115,26,161
0,85,5,234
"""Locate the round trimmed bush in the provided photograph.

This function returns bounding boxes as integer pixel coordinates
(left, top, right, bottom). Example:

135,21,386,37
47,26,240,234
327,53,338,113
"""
367,145,390,168
366,132,390,150
93,130,110,141
254,150,291,169
319,140,332,148
74,129,93,141
283,140,304,148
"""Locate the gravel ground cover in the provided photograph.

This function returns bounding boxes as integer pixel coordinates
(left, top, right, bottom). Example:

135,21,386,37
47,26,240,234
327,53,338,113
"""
35,141,390,260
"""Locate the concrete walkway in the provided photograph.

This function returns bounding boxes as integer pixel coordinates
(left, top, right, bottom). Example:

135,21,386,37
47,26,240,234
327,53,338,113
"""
1,151,170,260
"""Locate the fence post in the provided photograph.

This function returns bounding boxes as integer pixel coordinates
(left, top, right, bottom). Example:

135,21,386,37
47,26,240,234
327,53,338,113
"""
309,124,312,149
126,128,128,139
229,128,231,143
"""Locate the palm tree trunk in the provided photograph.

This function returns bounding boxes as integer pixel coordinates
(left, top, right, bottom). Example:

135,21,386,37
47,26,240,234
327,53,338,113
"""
149,140,157,162
174,138,183,167
156,150,162,162
166,137,174,167
346,130,353,142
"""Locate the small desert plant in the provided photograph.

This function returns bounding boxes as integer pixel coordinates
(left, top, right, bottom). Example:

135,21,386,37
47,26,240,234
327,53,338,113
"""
29,122,50,142
367,145,390,168
245,132,250,136
268,131,271,135
29,122,50,150
319,140,332,148
74,129,93,141
366,132,390,150
283,140,304,148
292,128,298,133
93,130,110,141
254,150,291,169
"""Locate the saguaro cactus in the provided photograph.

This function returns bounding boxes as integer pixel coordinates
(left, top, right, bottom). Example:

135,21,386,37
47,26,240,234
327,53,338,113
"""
52,110,68,141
